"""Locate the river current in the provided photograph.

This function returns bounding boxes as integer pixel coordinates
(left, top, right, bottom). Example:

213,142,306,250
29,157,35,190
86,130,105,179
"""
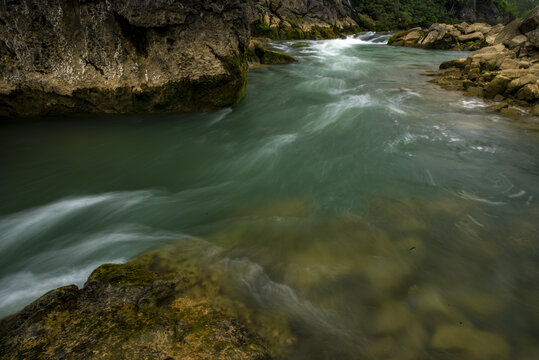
1,34,538,359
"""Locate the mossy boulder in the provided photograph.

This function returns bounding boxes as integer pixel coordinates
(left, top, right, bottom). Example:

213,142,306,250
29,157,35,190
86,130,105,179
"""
0,260,273,360
247,40,297,66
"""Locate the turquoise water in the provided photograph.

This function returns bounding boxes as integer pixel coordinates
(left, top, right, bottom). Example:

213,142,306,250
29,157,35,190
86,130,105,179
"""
1,34,539,359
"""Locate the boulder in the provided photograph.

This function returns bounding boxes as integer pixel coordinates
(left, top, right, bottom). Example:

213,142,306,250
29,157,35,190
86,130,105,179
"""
519,5,539,34
499,58,521,70
526,28,539,47
404,28,423,42
0,261,274,359
499,68,531,79
506,74,538,93
439,58,468,70
432,325,510,359
248,40,297,65
507,34,529,49
487,24,504,36
484,75,511,98
494,19,524,45
467,86,485,97
456,22,470,33
469,44,514,67
466,23,492,35
531,103,539,116
516,83,539,101
485,34,497,45
420,24,460,48
458,32,484,42
0,0,255,117
500,107,521,117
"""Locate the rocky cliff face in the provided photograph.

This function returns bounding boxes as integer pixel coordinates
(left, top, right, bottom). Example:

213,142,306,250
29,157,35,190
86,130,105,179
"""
0,0,257,117
0,0,358,118
251,0,358,39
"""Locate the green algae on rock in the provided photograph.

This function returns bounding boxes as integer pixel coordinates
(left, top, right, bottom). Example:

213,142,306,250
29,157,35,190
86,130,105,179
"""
247,40,297,67
0,260,274,360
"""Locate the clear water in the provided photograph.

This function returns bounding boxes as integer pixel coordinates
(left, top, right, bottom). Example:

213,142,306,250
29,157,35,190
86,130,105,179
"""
1,34,539,359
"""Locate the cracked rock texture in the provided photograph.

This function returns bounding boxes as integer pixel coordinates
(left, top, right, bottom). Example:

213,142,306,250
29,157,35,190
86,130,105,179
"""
0,0,358,118
0,0,256,117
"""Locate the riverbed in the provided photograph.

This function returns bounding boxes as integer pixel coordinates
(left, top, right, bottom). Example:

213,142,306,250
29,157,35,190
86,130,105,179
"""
1,34,538,359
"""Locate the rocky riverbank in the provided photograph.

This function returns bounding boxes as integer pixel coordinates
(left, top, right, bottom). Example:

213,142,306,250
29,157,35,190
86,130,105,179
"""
0,0,356,118
425,6,539,117
251,0,358,40
388,22,506,51
388,5,539,117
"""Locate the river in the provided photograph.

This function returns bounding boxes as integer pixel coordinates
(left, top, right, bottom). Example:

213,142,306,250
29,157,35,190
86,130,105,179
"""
1,34,538,359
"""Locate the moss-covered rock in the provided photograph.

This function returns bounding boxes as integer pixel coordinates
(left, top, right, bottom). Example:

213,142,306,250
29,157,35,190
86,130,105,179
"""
247,40,297,67
0,259,274,360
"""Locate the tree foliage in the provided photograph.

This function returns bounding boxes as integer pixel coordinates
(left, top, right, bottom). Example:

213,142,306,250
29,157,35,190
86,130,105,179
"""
352,0,536,30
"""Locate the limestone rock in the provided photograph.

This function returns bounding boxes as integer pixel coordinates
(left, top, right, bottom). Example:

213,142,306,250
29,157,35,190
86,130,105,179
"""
506,74,538,93
485,34,497,45
439,58,468,70
466,23,492,35
507,34,529,49
248,40,297,66
404,28,423,42
500,107,521,117
516,83,539,101
459,32,484,42
469,44,513,67
0,0,255,117
494,18,524,45
484,75,511,99
519,4,539,34
432,325,511,359
456,22,470,34
0,262,274,360
487,24,504,36
526,28,539,47
467,86,485,97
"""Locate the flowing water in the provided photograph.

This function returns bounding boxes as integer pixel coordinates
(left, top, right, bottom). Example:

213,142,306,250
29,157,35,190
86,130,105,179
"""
1,34,539,359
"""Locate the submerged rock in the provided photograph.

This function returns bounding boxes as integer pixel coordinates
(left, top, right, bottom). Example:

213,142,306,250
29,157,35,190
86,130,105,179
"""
0,259,275,359
432,325,510,359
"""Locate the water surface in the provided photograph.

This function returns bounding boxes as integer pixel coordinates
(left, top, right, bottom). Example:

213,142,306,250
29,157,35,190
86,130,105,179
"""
1,34,539,359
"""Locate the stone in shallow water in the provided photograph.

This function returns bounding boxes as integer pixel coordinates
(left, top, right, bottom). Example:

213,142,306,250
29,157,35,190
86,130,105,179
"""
431,325,511,359
366,336,398,358
409,287,468,326
370,300,413,335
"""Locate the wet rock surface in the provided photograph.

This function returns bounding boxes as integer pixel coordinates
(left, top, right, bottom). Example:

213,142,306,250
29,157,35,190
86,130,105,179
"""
0,256,276,359
0,0,259,118
2,193,539,359
247,40,298,67
0,0,358,118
